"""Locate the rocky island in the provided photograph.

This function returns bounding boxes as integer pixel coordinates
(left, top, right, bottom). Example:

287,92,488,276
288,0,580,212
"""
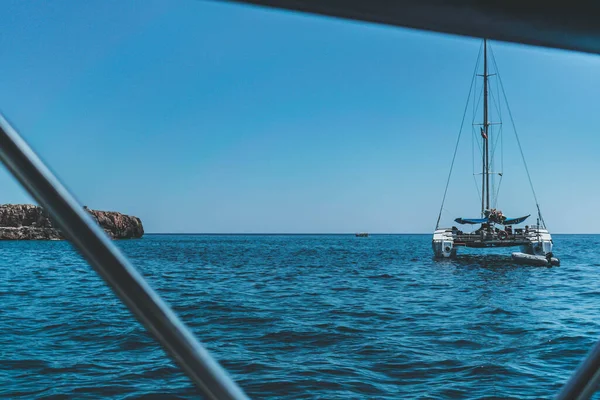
0,204,144,240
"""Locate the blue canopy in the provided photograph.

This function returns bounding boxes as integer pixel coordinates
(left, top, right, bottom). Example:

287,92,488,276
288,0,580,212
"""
454,217,487,225
503,215,530,225
454,214,530,225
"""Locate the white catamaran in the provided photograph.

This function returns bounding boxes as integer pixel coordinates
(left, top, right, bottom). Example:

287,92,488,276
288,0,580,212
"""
432,39,557,265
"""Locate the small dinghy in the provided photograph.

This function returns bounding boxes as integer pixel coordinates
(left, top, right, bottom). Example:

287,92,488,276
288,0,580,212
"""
512,252,560,266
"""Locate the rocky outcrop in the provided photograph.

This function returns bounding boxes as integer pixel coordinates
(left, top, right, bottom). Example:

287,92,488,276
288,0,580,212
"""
86,208,144,239
0,226,62,240
0,204,144,240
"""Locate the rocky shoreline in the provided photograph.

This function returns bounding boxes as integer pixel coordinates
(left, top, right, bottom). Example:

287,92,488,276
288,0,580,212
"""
0,204,144,240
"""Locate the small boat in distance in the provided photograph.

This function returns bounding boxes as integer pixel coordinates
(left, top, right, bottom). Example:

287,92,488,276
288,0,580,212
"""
355,232,369,237
432,39,557,265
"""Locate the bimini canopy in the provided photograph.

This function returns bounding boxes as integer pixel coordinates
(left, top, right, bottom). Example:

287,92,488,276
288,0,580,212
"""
503,215,530,225
454,217,487,225
454,215,530,225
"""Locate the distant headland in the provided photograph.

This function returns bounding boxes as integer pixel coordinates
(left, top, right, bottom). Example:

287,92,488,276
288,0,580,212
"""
0,204,144,240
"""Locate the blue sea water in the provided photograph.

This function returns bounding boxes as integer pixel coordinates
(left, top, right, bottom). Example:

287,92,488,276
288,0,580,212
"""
0,234,599,399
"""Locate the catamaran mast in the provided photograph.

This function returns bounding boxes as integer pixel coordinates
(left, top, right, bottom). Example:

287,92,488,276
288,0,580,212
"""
481,39,490,215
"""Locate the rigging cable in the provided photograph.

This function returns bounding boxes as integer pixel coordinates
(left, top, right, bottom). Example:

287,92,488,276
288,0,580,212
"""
472,127,482,204
490,46,547,229
497,57,504,208
472,87,483,204
490,89,495,208
471,54,484,206
489,86,503,207
435,43,482,230
489,85,504,208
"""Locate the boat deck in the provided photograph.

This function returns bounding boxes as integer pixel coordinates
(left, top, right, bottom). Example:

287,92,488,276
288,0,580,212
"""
454,233,532,248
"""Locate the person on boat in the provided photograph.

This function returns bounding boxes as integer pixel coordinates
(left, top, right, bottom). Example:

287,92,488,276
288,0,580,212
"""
497,210,506,224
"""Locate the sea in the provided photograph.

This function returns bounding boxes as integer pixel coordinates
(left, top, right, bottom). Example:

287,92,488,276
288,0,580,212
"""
0,234,599,399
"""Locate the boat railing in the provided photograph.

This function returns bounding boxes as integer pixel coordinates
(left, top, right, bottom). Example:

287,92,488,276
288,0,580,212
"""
454,232,529,241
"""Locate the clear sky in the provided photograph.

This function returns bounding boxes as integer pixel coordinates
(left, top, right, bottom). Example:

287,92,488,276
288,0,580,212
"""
1,1,599,233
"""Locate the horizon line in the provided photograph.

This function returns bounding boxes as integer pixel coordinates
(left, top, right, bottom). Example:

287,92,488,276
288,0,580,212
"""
143,232,593,235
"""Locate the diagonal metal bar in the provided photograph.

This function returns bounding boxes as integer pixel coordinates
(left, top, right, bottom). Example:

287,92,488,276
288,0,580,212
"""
0,114,248,400
556,341,600,400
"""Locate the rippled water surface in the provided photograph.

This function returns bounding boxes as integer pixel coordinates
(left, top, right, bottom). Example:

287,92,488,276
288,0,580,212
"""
1,234,599,399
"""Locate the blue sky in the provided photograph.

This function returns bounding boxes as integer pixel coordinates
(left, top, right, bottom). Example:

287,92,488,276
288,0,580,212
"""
0,1,599,233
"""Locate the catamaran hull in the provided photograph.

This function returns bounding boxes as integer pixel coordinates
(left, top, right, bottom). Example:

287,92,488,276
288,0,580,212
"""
520,228,553,256
432,229,456,258
432,240,456,258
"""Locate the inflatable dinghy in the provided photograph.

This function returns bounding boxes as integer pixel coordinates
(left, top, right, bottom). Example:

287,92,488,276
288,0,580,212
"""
512,252,560,266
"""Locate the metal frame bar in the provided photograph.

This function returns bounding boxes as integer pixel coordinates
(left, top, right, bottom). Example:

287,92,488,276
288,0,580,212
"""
223,0,600,55
0,115,248,400
556,342,600,400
